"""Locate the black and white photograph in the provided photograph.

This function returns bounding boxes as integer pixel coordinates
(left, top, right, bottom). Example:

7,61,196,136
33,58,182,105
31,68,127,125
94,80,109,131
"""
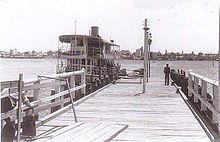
0,0,219,141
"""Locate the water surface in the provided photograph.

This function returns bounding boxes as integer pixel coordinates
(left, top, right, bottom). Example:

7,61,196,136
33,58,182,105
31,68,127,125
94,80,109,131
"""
0,58,218,82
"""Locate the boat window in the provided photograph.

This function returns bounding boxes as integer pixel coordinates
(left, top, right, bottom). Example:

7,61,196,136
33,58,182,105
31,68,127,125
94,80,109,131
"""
82,59,85,65
73,66,77,71
92,60,94,66
94,59,97,65
87,67,90,72
75,51,81,55
68,59,71,64
77,39,83,46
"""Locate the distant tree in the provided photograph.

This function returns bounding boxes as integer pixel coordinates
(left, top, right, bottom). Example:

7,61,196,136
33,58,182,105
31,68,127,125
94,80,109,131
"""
47,50,54,56
32,50,37,56
198,52,203,57
170,52,176,56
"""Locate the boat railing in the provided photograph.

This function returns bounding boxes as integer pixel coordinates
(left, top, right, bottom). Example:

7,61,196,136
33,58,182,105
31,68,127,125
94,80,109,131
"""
188,70,220,132
59,45,86,56
1,69,86,140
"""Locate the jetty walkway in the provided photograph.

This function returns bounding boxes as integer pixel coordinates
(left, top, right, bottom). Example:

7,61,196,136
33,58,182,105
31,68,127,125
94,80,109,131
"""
35,76,210,141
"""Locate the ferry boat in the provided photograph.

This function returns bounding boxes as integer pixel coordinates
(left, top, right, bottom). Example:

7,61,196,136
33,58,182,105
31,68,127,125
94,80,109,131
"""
56,26,121,92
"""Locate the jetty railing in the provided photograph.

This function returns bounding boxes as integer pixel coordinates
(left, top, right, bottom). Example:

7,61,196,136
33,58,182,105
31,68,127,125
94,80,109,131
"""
1,68,86,141
188,70,220,132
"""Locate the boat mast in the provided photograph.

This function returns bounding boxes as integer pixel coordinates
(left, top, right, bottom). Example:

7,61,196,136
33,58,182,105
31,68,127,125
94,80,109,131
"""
74,20,77,43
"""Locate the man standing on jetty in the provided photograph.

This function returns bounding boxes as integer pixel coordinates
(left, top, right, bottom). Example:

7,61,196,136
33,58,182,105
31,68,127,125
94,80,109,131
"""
164,64,170,85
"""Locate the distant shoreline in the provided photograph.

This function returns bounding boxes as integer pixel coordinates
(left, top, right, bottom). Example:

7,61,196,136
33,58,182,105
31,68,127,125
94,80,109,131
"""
0,57,217,61
116,59,218,61
0,57,57,59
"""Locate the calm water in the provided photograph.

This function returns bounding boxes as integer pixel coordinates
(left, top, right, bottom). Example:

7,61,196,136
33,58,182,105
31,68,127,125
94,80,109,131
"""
0,58,218,82
0,58,57,81
116,60,218,80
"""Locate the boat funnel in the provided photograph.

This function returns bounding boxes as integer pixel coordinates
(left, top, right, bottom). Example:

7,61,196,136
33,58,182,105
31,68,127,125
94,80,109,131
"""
91,26,99,37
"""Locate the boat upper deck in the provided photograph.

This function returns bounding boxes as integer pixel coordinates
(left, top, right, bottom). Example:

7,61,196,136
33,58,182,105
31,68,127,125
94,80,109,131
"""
34,76,210,142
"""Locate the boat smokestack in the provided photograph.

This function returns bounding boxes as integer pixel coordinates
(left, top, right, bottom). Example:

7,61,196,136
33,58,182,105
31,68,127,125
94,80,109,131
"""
91,26,99,37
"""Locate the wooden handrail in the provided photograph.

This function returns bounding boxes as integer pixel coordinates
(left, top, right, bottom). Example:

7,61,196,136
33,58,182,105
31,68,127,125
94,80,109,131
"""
189,71,218,85
188,71,220,133
1,69,86,126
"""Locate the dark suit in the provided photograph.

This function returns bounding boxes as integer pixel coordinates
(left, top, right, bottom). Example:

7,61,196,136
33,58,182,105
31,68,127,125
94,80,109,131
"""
164,66,170,85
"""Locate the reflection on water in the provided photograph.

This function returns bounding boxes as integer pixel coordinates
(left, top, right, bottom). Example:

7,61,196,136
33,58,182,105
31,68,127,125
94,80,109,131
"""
0,58,218,81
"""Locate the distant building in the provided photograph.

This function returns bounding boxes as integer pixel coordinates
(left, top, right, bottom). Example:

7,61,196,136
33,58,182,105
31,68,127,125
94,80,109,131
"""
135,46,143,59
136,49,142,57
165,49,167,55
0,51,10,57
9,49,17,56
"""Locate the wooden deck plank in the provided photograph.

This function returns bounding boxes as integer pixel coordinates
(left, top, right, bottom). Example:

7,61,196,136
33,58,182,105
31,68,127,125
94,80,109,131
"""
46,122,102,142
36,122,127,142
94,124,128,142
72,124,127,142
75,77,210,141
33,123,84,142
35,76,210,141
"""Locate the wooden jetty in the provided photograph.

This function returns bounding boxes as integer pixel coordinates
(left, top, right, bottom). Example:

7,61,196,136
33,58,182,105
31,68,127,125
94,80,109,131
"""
1,69,215,142
34,76,210,141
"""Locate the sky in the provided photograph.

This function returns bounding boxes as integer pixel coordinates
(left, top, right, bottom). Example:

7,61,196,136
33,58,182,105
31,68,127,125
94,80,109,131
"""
0,0,219,54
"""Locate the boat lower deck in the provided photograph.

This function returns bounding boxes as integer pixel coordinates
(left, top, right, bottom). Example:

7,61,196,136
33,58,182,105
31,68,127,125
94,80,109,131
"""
35,76,210,142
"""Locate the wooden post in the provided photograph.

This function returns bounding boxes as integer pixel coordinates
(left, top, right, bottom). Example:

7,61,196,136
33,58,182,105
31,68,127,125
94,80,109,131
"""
70,74,76,100
193,76,199,103
66,79,77,123
217,34,220,132
217,35,220,132
33,81,39,120
201,79,207,111
213,84,220,127
81,68,86,96
148,44,150,78
17,74,23,142
51,80,61,112
188,71,193,98
143,18,149,93
61,81,66,108
51,89,60,113
33,81,39,102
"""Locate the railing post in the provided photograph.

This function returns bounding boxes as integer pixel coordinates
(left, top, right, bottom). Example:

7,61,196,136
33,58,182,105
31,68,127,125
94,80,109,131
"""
33,81,39,102
60,80,65,108
51,89,61,113
193,76,199,103
188,71,193,98
70,74,76,100
213,84,220,130
51,79,61,112
17,74,23,142
201,79,207,111
81,68,86,96
33,80,39,120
